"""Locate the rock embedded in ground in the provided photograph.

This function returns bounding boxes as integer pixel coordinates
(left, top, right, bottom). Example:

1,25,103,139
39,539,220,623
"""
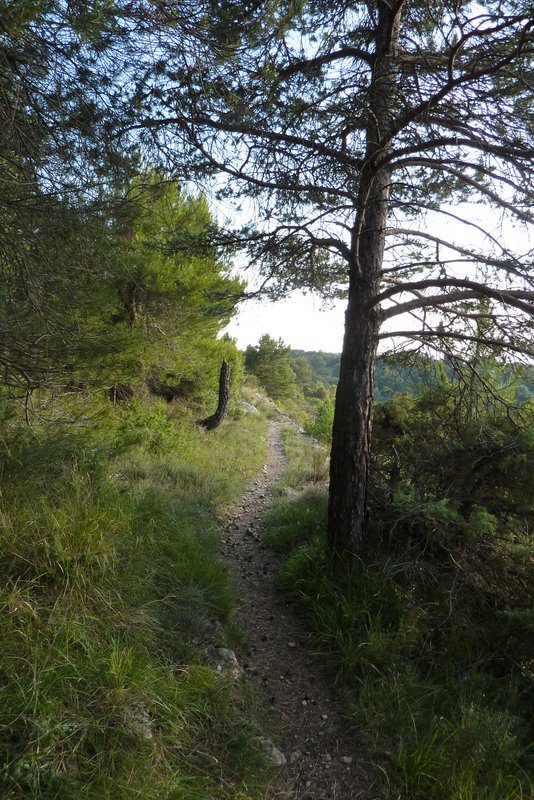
203,646,243,680
119,702,153,741
250,736,287,767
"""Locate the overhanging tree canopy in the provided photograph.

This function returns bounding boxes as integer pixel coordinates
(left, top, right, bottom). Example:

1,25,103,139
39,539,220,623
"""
132,0,534,553
0,1,207,392
245,334,298,400
4,2,532,553
0,0,138,391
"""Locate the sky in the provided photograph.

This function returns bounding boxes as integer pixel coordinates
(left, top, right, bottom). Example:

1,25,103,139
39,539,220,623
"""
223,291,346,353
221,206,532,355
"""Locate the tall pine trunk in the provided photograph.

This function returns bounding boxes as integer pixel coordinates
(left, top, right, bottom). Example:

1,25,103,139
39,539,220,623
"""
327,175,389,554
327,2,401,554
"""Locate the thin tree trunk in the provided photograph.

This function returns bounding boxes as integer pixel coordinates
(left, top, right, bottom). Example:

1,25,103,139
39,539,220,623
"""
327,2,402,554
198,359,231,430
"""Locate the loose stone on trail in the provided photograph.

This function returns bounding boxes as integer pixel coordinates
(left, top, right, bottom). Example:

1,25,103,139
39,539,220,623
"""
220,419,374,799
251,736,287,767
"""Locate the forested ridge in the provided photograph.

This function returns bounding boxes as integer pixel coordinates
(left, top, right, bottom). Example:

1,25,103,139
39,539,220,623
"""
1,2,533,798
292,348,534,401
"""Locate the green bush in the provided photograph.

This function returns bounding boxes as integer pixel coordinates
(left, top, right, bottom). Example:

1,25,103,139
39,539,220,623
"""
304,394,335,444
264,397,534,800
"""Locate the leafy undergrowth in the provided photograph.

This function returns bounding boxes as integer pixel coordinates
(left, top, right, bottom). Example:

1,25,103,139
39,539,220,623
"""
0,396,268,799
265,448,534,799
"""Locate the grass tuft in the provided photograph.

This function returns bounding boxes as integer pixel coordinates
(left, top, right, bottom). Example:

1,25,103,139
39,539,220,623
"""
0,395,269,799
263,433,534,800
275,427,329,490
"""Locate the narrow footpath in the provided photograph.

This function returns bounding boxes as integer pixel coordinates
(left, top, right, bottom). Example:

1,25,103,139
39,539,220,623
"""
220,419,376,800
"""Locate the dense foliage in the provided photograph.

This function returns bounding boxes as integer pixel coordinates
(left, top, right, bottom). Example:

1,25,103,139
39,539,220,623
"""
0,1,127,389
266,372,534,798
244,335,298,402
294,349,534,402
106,173,245,399
291,351,340,387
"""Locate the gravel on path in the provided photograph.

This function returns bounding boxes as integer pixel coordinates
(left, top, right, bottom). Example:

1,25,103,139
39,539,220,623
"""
220,419,378,800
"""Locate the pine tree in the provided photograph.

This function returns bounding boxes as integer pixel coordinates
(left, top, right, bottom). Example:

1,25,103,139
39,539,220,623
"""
134,0,534,553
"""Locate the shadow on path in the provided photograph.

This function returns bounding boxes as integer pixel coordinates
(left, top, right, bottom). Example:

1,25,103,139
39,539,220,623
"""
221,419,377,800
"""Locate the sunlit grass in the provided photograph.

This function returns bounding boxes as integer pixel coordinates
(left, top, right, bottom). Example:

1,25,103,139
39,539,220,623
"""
0,395,269,799
275,427,329,490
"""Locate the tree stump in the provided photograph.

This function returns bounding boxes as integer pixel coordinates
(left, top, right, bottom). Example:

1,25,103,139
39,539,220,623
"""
109,384,134,404
198,360,230,430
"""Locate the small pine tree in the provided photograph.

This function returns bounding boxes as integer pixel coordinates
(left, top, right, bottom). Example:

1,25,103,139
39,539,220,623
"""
244,335,298,401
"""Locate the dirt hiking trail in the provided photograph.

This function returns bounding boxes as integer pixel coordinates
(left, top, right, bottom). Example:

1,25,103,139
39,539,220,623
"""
221,419,377,800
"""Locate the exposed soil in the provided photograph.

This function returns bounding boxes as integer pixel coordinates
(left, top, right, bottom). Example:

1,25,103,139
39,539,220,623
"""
220,419,378,800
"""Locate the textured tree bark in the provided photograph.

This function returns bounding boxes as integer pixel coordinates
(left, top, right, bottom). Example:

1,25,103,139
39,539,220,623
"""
326,181,387,554
198,360,230,430
326,2,401,554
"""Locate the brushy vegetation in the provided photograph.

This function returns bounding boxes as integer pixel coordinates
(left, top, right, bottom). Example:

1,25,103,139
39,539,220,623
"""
244,336,332,426
265,375,534,800
0,390,270,799
276,427,329,491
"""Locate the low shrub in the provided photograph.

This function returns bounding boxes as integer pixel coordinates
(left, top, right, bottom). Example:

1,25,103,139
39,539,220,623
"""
264,417,534,800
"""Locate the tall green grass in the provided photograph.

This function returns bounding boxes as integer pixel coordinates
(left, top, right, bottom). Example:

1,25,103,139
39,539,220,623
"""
265,445,534,799
275,427,329,490
0,395,269,799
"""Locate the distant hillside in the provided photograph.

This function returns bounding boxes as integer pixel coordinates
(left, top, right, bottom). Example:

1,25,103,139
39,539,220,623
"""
291,350,534,403
291,350,435,400
291,350,340,385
